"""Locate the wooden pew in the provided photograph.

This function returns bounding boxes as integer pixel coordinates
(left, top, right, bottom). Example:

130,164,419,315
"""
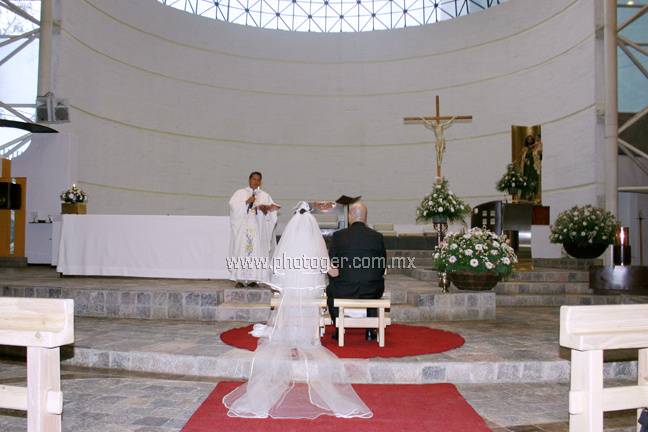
334,298,391,348
0,298,75,432
559,304,648,432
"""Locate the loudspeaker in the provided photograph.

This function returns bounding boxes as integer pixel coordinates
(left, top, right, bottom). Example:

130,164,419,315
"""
0,182,22,210
36,103,49,122
36,94,70,123
55,105,69,122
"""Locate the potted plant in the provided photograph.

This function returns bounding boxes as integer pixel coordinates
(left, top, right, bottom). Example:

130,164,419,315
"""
434,227,518,291
60,184,87,214
416,178,470,225
549,205,618,259
496,163,527,202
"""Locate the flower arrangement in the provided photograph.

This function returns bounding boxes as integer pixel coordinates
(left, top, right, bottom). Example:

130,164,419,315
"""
416,178,470,223
549,205,618,246
434,227,518,278
496,164,527,193
60,184,87,204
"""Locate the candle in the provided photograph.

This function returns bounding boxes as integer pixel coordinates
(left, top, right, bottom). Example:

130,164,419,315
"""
613,227,631,266
614,227,629,246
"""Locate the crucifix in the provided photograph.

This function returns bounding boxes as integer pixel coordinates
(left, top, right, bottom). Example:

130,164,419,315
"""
404,95,473,180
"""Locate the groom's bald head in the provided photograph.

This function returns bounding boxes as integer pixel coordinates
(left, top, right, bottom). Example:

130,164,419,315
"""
348,202,367,224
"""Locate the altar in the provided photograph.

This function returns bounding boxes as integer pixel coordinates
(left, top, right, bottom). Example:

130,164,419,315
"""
57,215,231,279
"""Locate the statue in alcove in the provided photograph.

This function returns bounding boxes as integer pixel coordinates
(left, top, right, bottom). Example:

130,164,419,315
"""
512,125,542,204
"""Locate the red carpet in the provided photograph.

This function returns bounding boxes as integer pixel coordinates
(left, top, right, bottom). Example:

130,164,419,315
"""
220,324,464,358
181,381,491,432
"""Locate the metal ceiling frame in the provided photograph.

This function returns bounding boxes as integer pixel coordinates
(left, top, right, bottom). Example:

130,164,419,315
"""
615,1,648,194
0,0,40,159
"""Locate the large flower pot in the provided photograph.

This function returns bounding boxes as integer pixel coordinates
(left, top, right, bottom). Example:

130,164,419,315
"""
562,242,608,259
449,271,500,291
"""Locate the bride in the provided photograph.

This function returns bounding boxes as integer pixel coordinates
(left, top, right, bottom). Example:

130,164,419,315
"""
222,201,373,419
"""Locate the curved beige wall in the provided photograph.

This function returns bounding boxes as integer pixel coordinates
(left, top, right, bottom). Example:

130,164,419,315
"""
50,0,604,224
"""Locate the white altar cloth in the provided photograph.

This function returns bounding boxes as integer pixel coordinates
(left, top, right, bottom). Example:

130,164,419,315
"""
56,215,231,279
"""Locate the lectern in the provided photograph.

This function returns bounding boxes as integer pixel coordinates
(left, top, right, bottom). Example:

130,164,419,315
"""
309,195,361,237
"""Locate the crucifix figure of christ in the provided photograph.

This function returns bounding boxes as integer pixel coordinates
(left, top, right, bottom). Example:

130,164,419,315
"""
404,95,473,180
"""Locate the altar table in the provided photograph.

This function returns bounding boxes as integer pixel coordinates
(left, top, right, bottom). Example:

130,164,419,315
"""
56,215,231,279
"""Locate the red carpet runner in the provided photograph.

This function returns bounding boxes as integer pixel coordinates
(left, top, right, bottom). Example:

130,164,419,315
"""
220,323,464,358
181,381,491,432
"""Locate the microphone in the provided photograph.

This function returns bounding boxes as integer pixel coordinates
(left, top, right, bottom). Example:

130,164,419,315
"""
247,188,258,213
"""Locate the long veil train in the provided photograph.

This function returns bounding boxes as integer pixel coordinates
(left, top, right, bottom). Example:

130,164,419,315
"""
222,202,373,419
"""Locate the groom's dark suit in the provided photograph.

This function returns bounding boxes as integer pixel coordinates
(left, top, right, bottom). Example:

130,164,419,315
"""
327,221,387,325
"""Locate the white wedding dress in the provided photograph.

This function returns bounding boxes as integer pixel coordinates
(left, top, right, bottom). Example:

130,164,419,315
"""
222,202,373,419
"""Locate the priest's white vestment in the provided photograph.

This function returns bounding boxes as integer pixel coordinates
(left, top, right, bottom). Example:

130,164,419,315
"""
228,187,278,283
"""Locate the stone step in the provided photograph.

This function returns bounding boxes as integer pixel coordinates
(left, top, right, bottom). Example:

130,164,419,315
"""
383,288,407,304
223,287,410,306
409,258,436,267
495,294,635,307
495,282,592,295
214,303,271,322
507,270,589,283
401,291,496,320
533,257,602,270
49,346,637,385
390,304,496,321
385,260,435,276
408,267,438,281
410,268,590,284
223,288,273,304
387,249,436,258
211,294,496,322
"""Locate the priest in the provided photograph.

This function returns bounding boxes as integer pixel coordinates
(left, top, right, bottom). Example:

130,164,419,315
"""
228,171,279,287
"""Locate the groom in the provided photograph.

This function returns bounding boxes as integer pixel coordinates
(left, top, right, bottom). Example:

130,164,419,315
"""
327,202,386,341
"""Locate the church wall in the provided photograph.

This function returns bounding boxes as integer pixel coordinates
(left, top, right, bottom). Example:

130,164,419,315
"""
46,0,604,239
11,133,78,221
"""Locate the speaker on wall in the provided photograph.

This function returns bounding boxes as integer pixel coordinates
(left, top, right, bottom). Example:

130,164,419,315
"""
0,182,22,210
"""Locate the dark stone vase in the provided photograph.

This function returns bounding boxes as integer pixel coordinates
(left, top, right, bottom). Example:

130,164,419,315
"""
449,271,501,291
562,242,608,260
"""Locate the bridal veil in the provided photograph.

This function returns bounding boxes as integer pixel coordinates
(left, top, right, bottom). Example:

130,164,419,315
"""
222,201,372,419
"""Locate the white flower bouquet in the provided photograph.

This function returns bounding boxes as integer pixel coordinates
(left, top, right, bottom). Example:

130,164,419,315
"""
434,227,518,278
60,184,87,204
416,178,470,224
549,205,618,246
496,163,527,193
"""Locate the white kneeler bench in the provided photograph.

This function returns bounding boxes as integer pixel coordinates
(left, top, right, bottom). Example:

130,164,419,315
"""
0,298,75,432
559,304,648,432
334,298,391,348
269,295,332,337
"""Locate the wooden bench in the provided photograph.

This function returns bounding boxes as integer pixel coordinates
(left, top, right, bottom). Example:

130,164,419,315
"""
334,298,391,348
0,298,75,432
269,295,332,337
559,304,648,432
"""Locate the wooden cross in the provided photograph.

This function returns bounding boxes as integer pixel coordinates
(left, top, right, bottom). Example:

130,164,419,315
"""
404,95,473,179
